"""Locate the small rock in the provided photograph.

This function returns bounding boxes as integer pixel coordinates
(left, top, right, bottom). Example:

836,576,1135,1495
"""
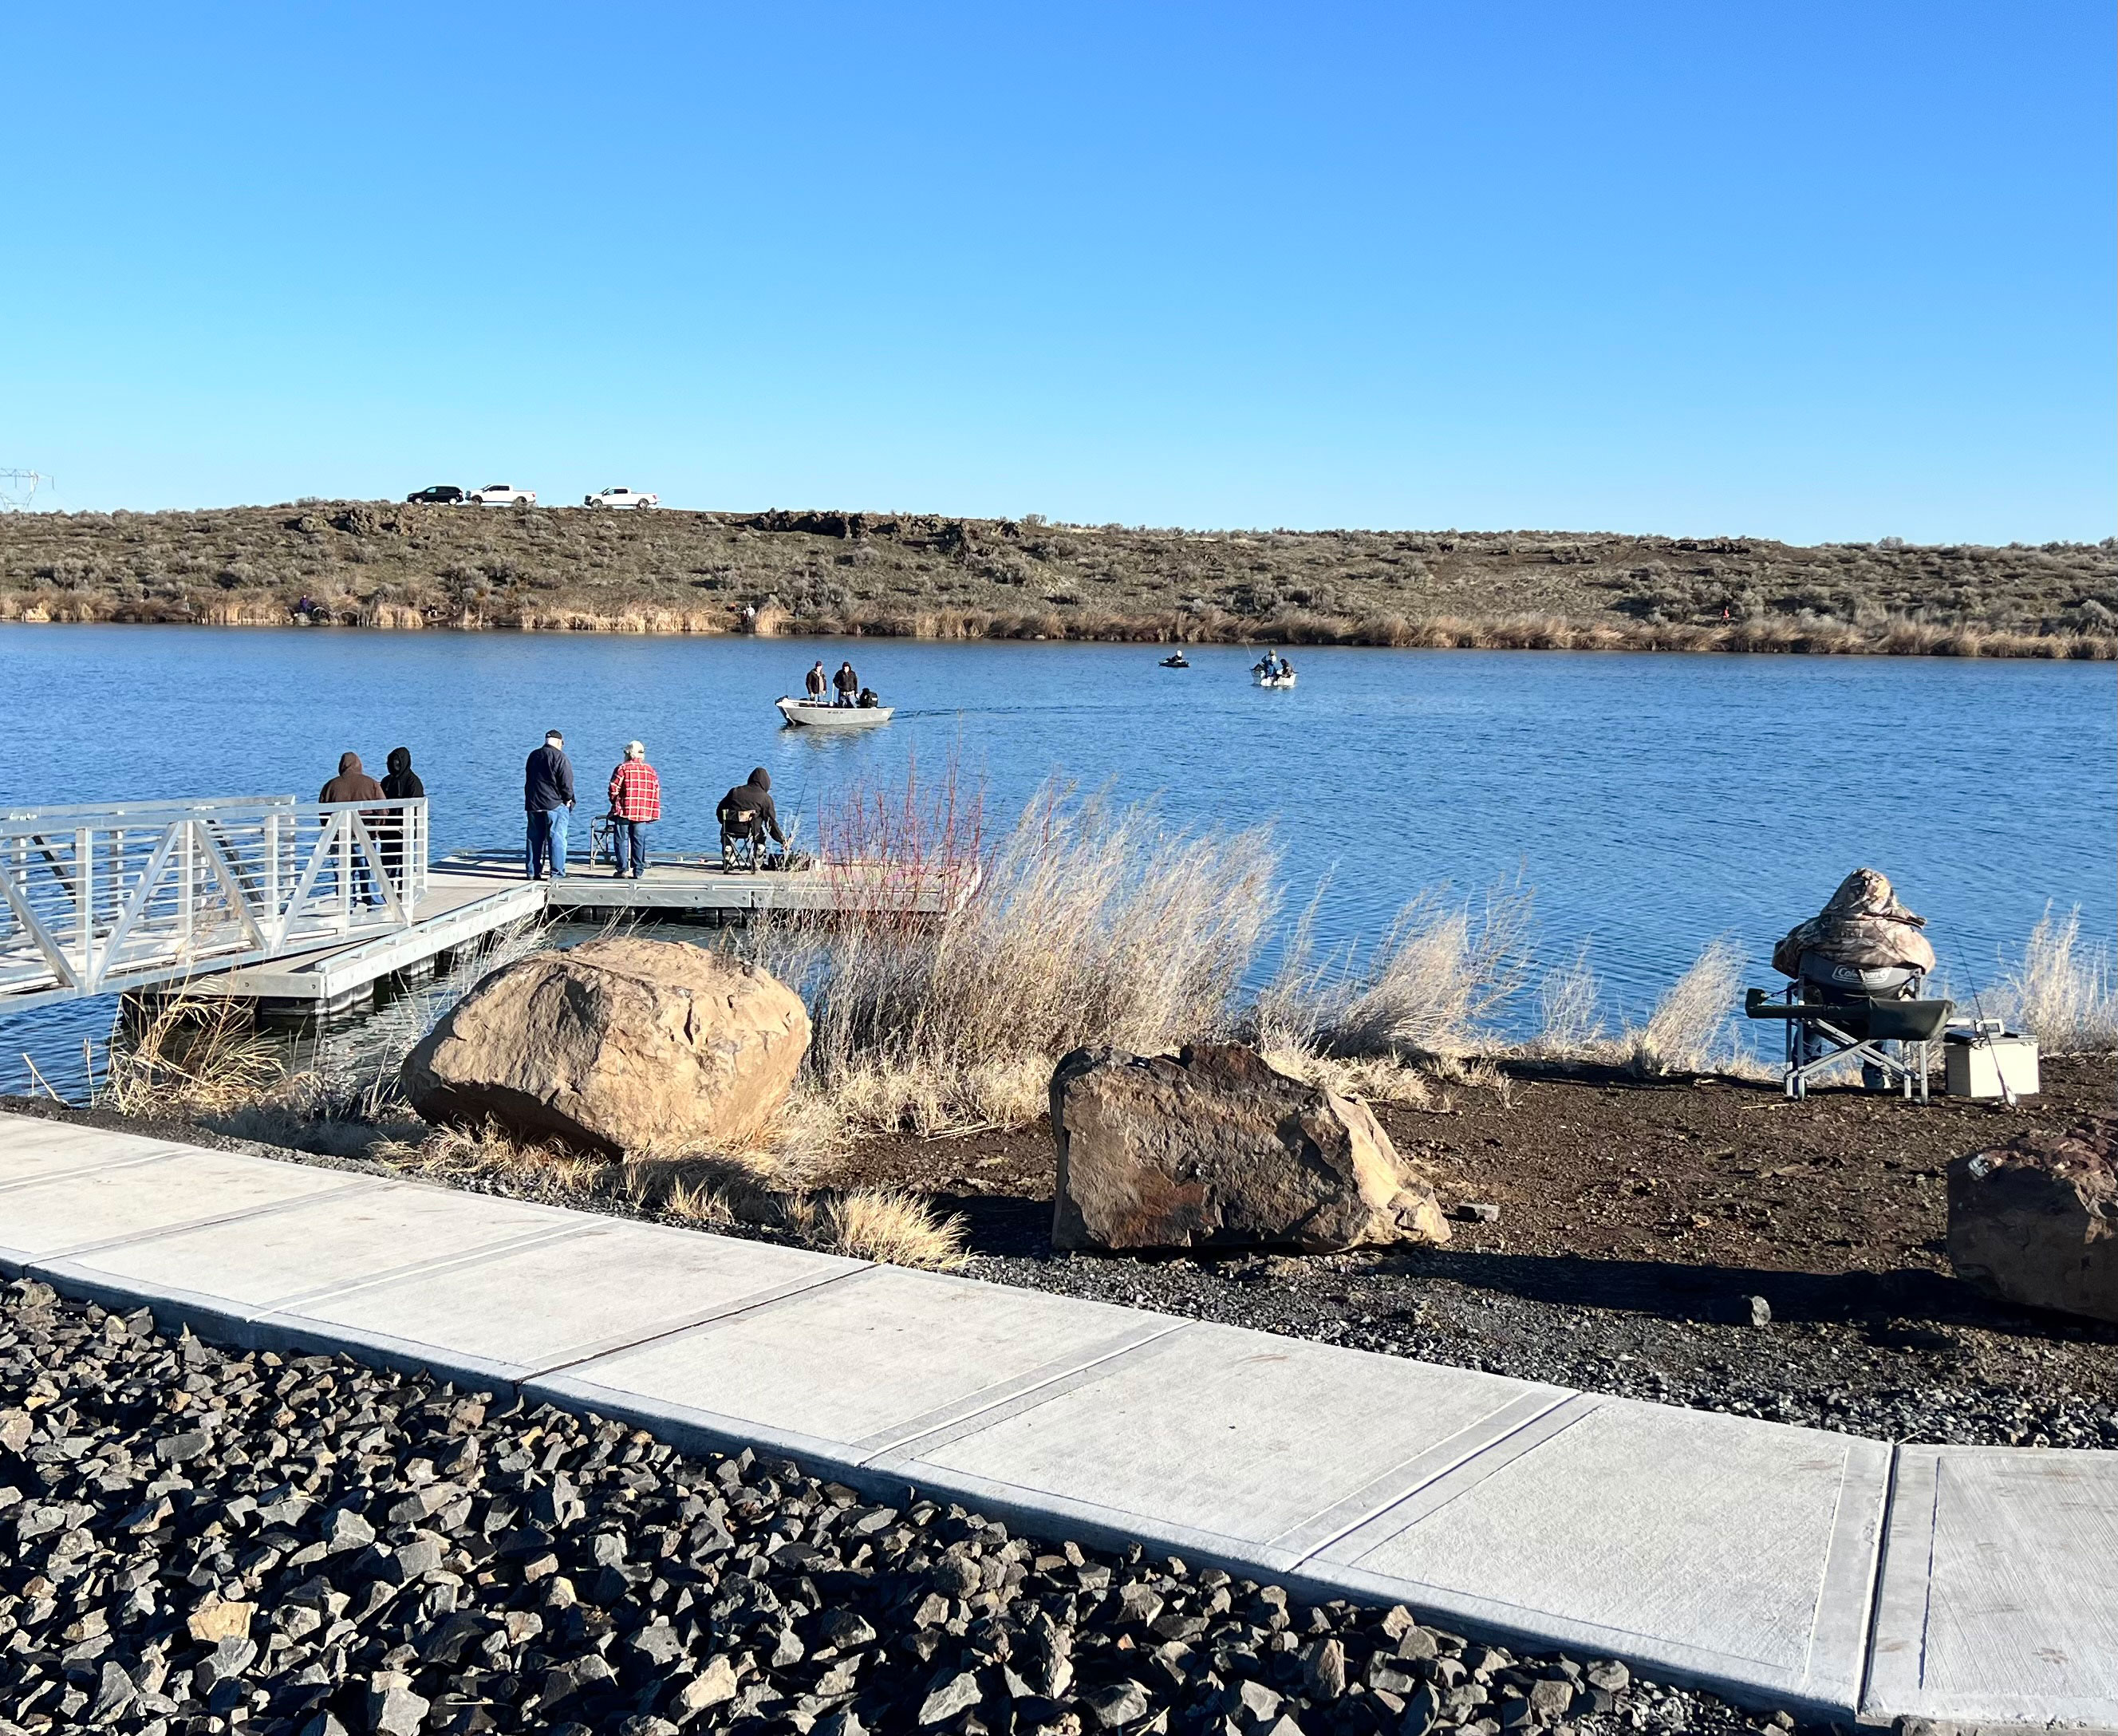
676,1655,738,1713
821,1610,878,1649
1452,1202,1502,1224
370,1679,432,1736
1303,1636,1347,1700
919,1669,983,1724
628,1622,684,1667
88,1660,136,1721
1744,1295,1772,1327
186,1598,255,1643
1086,1679,1151,1728
1584,1659,1629,1695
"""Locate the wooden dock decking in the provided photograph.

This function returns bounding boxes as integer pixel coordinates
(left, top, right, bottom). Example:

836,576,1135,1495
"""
186,849,975,1015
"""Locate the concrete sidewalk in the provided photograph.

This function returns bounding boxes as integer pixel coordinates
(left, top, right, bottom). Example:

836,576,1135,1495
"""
0,1111,2108,1728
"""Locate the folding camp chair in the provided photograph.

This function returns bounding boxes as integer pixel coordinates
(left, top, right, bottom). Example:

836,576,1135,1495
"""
1743,984,1954,1103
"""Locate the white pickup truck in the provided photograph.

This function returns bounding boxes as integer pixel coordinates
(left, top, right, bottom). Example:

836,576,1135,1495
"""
465,483,536,507
583,487,658,510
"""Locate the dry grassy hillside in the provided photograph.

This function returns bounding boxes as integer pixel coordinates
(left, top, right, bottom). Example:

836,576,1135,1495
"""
3,501,2113,657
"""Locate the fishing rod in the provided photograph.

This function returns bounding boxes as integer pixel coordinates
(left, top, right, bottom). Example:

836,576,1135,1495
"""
1950,943,2016,1110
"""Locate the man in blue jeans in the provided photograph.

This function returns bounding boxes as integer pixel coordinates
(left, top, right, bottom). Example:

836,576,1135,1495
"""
524,729,575,879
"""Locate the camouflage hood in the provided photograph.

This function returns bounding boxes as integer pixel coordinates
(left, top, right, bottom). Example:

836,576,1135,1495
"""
1772,869,1937,977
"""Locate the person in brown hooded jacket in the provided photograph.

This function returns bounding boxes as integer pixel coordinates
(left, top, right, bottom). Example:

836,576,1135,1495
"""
318,752,388,907
319,752,383,805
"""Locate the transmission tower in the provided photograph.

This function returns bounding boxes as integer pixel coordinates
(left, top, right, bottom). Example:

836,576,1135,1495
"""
0,470,54,510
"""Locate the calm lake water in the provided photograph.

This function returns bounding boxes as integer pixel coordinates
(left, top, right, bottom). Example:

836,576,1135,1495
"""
1,625,2112,1092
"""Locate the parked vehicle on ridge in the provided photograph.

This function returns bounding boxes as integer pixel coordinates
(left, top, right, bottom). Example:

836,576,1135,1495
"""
583,487,659,510
404,483,466,505
466,483,536,507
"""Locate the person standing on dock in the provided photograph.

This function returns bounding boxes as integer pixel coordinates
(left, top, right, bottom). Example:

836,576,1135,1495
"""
378,748,425,890
833,660,859,707
524,729,575,881
605,741,661,880
318,752,387,907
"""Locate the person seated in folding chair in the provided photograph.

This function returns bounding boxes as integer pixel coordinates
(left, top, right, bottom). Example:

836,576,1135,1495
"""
1757,868,1950,1099
716,766,785,872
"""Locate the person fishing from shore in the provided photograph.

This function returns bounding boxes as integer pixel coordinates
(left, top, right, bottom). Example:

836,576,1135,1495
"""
716,766,785,870
806,661,830,704
833,660,859,707
605,740,661,880
524,729,574,882
318,751,388,906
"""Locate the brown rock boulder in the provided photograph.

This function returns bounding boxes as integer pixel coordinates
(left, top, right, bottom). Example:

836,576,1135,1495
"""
1947,1117,2117,1324
402,937,810,1156
1050,1042,1451,1253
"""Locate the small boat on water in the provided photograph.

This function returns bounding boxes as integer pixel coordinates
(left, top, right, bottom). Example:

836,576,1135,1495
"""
1159,653,1190,669
1253,669,1297,688
776,696,894,729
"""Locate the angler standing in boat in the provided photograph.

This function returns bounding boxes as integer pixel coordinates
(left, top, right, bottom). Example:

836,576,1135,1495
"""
833,660,861,706
806,661,829,704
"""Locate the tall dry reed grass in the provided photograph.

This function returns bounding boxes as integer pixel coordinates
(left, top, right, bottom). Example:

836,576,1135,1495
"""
751,780,1280,1134
1995,905,2118,1054
1253,879,1536,1062
95,993,283,1118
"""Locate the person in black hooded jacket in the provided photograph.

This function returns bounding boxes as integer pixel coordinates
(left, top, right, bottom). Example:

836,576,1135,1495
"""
716,766,784,870
378,748,425,882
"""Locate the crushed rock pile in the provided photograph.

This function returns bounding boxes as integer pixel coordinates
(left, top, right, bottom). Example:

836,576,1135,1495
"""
0,1279,1792,1736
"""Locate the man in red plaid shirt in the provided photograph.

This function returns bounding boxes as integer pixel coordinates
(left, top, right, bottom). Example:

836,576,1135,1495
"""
605,741,662,879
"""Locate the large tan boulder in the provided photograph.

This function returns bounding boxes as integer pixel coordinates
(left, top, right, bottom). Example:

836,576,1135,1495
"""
1947,1118,2117,1324
1050,1043,1450,1253
402,937,810,1156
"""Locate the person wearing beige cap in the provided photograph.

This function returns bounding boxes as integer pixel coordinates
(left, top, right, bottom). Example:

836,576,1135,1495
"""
605,740,662,879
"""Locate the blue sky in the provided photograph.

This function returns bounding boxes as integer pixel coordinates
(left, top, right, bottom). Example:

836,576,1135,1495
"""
2,2,2111,542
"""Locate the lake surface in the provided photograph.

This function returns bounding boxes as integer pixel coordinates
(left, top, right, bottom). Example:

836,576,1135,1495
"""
1,625,2112,1092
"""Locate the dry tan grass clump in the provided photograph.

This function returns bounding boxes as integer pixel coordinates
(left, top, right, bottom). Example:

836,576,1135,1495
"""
377,1119,963,1268
818,1187,968,1270
1995,905,2118,1055
1255,879,1535,1062
1625,938,1746,1077
749,780,1279,1134
376,1119,608,1197
96,994,283,1119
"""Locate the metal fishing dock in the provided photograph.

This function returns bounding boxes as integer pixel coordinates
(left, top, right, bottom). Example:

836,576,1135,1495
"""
0,795,972,1020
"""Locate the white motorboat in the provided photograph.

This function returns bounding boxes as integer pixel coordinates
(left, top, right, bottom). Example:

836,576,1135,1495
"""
776,696,894,729
1252,661,1298,688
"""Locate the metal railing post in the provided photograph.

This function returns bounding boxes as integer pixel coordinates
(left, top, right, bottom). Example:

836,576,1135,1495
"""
76,827,93,985
266,810,282,941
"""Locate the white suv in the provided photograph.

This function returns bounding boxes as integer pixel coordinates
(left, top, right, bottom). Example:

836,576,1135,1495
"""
466,483,536,507
584,487,658,510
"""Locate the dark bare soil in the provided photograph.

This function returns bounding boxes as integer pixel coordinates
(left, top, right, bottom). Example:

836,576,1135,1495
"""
818,1058,2118,1447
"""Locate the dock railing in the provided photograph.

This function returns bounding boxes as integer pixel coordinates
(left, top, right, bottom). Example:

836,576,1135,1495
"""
0,795,428,1009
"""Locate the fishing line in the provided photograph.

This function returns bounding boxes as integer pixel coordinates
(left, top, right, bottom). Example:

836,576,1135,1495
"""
1950,942,2016,1109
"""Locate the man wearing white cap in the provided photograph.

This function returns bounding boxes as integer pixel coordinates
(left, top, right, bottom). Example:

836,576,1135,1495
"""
605,740,662,880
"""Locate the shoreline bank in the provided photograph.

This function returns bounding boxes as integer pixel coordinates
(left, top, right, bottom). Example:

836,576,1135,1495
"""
4,603,2112,659
8,503,2113,660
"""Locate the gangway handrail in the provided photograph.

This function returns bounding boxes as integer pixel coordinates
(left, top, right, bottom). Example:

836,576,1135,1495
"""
0,794,429,1011
0,794,299,823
